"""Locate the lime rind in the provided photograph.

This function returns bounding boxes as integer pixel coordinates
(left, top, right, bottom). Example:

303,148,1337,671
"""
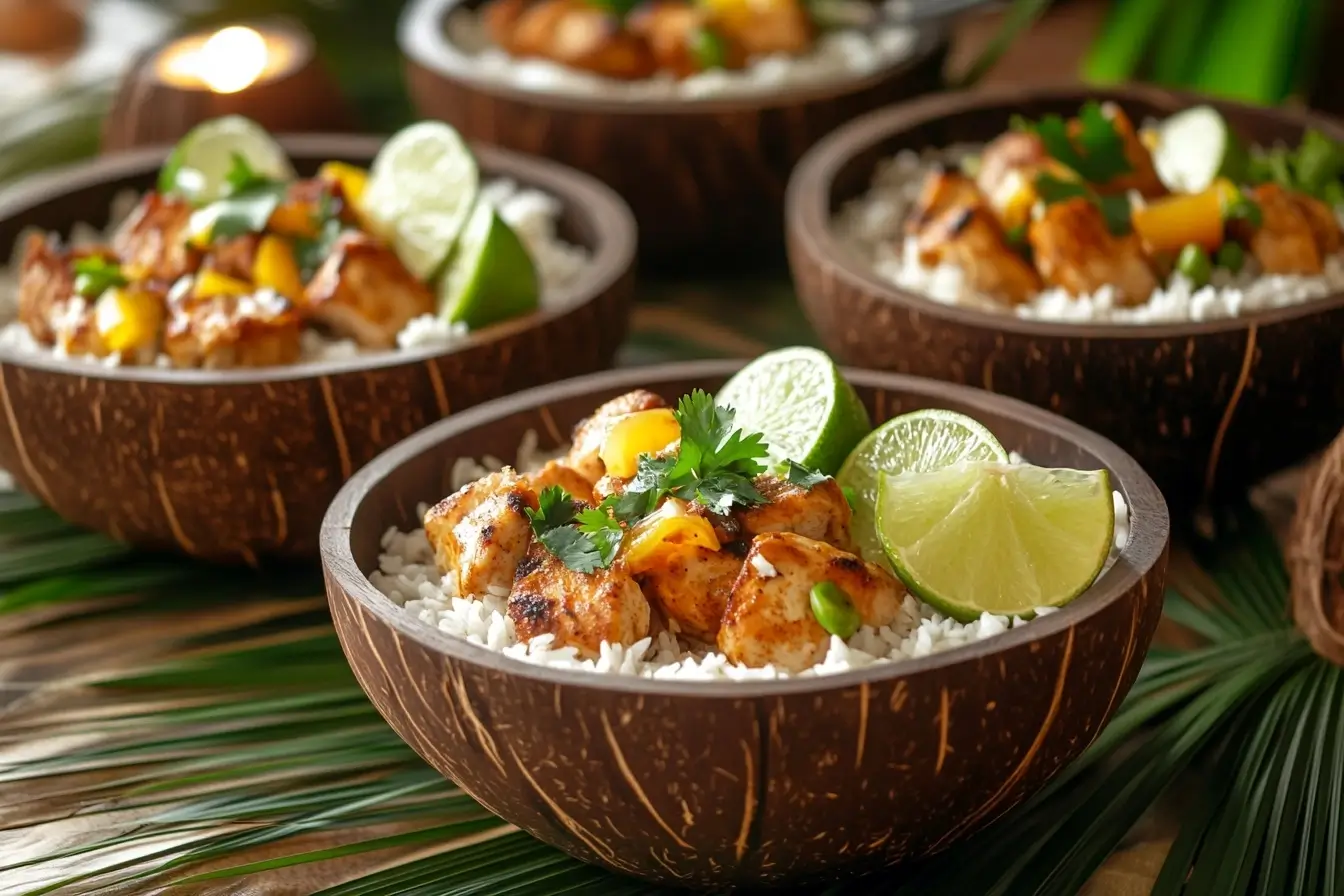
837,409,1009,567
876,463,1114,622
716,346,871,476
437,201,540,329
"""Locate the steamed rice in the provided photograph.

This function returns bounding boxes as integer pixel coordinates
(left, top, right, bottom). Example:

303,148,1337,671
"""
0,178,591,367
370,432,1133,682
834,147,1344,324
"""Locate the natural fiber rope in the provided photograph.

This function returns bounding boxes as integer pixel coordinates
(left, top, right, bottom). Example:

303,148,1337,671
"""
1288,428,1344,666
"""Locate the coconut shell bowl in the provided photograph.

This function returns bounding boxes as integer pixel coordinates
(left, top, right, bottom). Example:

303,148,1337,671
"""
0,135,636,563
399,0,947,271
787,84,1344,513
321,360,1170,888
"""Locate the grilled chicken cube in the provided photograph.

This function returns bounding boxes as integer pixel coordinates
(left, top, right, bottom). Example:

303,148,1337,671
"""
975,131,1050,206
509,0,657,80
1245,184,1324,276
424,468,538,598
1076,104,1166,198
733,474,855,552
303,232,435,348
17,235,84,344
707,0,812,57
50,296,105,358
635,545,741,642
202,234,262,283
627,2,745,77
567,389,668,484
509,544,651,657
1290,192,1344,258
1029,197,1157,304
719,532,903,672
112,193,201,282
162,290,302,368
523,460,595,505
907,170,988,236
484,0,529,51
916,204,1042,305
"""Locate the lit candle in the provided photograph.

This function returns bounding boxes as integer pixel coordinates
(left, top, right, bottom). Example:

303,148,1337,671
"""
154,24,307,94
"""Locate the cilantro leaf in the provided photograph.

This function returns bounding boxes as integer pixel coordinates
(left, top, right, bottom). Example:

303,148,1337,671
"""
785,461,829,488
72,256,128,299
525,485,578,537
206,182,288,241
527,487,624,573
224,153,270,195
575,505,623,568
1034,172,1091,205
537,527,606,574
1023,102,1132,185
1033,173,1132,237
682,472,767,515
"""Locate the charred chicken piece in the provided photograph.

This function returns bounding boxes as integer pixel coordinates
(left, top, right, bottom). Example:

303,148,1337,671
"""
733,473,856,553
916,204,1042,305
1245,184,1325,276
162,289,302,368
424,468,539,599
112,192,201,283
303,232,435,349
1028,197,1157,304
509,542,651,657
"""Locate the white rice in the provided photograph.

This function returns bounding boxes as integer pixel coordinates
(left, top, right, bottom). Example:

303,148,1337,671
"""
833,147,1344,324
0,179,591,366
371,434,1133,682
433,1,925,101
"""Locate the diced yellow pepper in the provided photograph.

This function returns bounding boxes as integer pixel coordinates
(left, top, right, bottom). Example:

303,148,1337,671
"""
253,235,304,301
319,161,369,209
193,269,254,300
1131,186,1225,255
623,499,720,574
267,201,320,239
600,408,681,478
95,287,164,354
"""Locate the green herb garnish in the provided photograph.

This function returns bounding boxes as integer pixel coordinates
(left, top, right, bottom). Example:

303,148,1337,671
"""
72,257,128,299
190,152,288,245
1034,173,1132,237
294,191,344,280
1248,129,1344,204
1022,102,1133,185
1224,194,1264,229
809,580,861,639
524,486,622,575
785,460,829,488
689,26,727,71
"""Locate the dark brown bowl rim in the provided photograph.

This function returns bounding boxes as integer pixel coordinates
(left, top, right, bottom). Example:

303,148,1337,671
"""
399,0,947,115
320,358,1170,698
0,133,637,384
786,82,1344,340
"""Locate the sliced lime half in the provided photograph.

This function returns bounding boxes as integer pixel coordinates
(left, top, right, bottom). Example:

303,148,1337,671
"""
716,346,871,476
363,121,480,281
876,463,1114,622
838,409,1008,565
160,115,295,205
437,201,539,329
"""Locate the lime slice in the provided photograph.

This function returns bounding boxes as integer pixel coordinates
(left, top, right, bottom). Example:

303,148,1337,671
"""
716,347,871,476
1151,105,1247,193
837,409,1008,565
437,201,539,329
876,463,1114,622
363,121,480,281
160,116,295,205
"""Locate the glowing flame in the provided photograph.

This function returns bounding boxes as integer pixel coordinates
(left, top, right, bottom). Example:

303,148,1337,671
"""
193,26,269,94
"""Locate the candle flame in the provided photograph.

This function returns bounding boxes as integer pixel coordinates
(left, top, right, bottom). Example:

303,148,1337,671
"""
193,26,269,94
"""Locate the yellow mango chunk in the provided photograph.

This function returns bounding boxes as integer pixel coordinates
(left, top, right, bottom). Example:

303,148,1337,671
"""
624,499,720,574
267,201,320,239
194,269,254,300
254,235,304,301
95,288,164,354
319,161,369,209
600,408,681,478
1131,187,1224,255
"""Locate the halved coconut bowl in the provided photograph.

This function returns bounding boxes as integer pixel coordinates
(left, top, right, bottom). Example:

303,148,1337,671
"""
0,135,636,563
400,0,947,271
321,359,1170,888
787,84,1344,512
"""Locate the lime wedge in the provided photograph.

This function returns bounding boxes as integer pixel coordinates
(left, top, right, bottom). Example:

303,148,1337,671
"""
437,201,539,329
876,463,1114,622
363,122,480,281
716,347,871,476
160,116,295,205
837,409,1008,566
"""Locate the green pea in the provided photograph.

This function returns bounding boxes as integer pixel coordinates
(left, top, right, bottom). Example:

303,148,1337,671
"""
1216,241,1245,274
1176,244,1213,288
810,581,862,640
689,26,727,71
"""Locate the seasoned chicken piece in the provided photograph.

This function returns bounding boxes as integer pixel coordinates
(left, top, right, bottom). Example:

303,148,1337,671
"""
1028,197,1157,304
162,290,302,368
636,545,742,642
1288,192,1343,258
567,389,667,484
906,170,987,236
1246,184,1323,276
915,204,1042,305
483,0,529,51
733,474,855,552
1078,104,1165,198
303,232,435,348
627,3,745,77
523,461,595,505
976,131,1049,202
424,468,538,597
50,296,105,358
17,235,81,344
510,0,656,80
112,192,201,282
719,533,904,672
710,0,812,57
202,234,261,283
509,543,651,657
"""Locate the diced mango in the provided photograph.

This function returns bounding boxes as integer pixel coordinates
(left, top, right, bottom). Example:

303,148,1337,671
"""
599,408,681,478
1131,187,1225,255
95,287,164,354
194,269,254,300
319,161,369,210
623,499,720,573
267,201,321,239
993,169,1038,233
253,235,304,301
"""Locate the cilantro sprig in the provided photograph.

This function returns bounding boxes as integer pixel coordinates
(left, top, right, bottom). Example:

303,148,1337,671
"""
1015,102,1133,185
1034,172,1133,237
72,257,128,299
529,390,776,572
191,153,288,245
